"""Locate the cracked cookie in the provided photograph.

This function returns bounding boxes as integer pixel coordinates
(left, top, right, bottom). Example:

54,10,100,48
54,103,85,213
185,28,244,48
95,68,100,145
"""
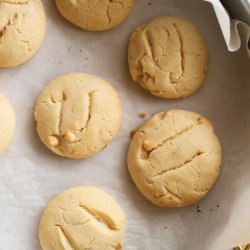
39,186,126,250
0,94,15,155
34,72,122,158
0,0,46,67
55,0,134,31
127,109,222,207
128,16,208,99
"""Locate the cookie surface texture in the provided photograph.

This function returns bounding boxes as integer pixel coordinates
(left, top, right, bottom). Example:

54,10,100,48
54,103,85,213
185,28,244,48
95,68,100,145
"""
55,0,134,31
39,186,126,250
34,72,122,158
0,0,46,67
128,16,208,99
0,94,15,155
127,110,221,207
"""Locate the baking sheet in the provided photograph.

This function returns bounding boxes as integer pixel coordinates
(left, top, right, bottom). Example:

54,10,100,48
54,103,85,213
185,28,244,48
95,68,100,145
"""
0,0,250,249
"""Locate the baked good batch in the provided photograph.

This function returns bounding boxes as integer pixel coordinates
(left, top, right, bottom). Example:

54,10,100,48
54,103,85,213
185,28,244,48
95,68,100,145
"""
0,0,225,246
55,0,135,31
39,187,126,250
0,94,15,155
127,110,222,207
128,16,208,99
0,0,46,67
34,72,121,159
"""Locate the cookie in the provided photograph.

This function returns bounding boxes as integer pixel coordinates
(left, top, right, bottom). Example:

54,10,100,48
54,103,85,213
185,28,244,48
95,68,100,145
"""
127,110,221,207
0,0,46,67
34,72,121,158
39,187,126,250
55,0,134,31
128,16,208,99
0,94,15,155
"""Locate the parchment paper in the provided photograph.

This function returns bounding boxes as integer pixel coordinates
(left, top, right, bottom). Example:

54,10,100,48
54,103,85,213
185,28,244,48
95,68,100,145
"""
205,0,250,57
0,1,250,249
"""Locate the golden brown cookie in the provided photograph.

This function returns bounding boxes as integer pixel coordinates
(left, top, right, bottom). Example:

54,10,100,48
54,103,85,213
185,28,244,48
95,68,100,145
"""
39,187,126,250
0,0,46,67
0,94,15,155
34,72,121,158
128,16,208,99
127,110,222,207
55,0,134,31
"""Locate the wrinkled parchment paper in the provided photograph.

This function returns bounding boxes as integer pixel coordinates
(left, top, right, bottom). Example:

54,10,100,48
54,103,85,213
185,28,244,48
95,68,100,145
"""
205,0,250,57
0,1,250,249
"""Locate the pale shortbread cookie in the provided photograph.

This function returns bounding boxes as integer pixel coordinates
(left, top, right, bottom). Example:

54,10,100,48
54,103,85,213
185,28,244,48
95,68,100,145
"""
0,0,46,67
55,0,134,31
34,72,121,159
39,187,126,250
0,94,15,155
127,110,222,208
128,16,208,99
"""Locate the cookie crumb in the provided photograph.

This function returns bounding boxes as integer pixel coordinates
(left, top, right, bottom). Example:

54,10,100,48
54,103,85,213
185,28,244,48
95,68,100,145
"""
196,205,202,213
217,204,220,208
148,2,152,6
139,112,147,118
130,130,136,138
164,226,168,230
79,49,82,52
85,57,89,60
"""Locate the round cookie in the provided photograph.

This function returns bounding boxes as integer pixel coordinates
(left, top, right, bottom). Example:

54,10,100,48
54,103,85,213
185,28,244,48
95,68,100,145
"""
39,187,126,250
128,16,208,99
0,0,46,68
55,0,134,31
34,72,121,159
127,110,221,208
0,94,15,155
